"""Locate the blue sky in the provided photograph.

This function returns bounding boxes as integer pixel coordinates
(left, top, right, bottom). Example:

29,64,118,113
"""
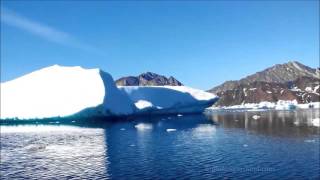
1,1,319,89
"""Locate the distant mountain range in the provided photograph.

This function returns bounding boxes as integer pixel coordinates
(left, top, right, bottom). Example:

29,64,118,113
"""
116,72,183,86
115,61,320,107
208,61,320,106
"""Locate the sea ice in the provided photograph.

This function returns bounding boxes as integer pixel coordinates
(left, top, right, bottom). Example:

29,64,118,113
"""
252,115,261,120
166,129,177,132
135,123,153,131
312,118,320,127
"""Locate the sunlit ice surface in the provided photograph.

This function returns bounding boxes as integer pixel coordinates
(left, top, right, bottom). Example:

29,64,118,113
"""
0,65,105,119
0,65,218,119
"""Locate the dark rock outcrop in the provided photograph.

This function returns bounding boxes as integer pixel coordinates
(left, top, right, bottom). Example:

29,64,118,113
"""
116,72,183,86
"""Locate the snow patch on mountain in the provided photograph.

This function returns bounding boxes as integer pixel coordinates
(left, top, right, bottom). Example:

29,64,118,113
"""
207,100,320,111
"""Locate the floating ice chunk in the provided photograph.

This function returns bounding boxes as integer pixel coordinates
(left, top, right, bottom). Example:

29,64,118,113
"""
177,114,183,117
312,118,320,127
252,115,260,120
134,100,153,109
120,128,126,131
243,144,248,147
135,123,153,131
166,128,177,132
304,139,316,143
193,124,216,133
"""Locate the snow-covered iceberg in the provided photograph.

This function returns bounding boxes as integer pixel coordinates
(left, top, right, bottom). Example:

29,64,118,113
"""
0,65,218,119
119,86,217,114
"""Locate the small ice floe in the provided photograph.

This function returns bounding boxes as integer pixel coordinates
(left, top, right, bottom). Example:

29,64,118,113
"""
134,100,153,110
120,128,126,131
167,117,172,120
129,144,135,147
135,123,153,131
177,114,183,117
55,121,60,124
166,128,177,132
71,120,76,123
312,118,320,127
304,139,316,143
252,115,261,120
192,124,216,138
243,144,248,147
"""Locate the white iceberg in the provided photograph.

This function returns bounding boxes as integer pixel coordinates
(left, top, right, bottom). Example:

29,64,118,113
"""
1,65,218,119
119,86,218,115
312,118,320,127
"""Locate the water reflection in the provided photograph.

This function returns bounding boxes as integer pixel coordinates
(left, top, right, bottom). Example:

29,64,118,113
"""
1,125,109,179
206,109,320,137
1,110,319,179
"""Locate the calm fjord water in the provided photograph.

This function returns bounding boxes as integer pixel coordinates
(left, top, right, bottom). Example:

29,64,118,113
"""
1,109,319,179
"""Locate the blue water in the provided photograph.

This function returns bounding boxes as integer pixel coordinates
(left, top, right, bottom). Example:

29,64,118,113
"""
1,110,319,179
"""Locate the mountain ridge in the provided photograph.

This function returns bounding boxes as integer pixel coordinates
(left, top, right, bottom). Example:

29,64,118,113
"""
209,61,319,94
208,61,320,106
116,72,183,86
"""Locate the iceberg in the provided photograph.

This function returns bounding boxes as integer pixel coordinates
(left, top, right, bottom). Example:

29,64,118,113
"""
312,118,320,127
119,86,218,115
1,65,218,120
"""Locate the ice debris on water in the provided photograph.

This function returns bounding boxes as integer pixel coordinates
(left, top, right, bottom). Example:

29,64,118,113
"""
166,129,177,132
252,115,260,120
312,118,320,127
135,123,153,131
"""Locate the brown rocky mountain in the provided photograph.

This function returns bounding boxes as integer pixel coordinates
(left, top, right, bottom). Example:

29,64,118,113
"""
209,61,320,106
209,61,320,94
116,72,183,86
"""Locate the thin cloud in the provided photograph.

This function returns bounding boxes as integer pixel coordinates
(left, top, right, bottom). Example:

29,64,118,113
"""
1,8,105,56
